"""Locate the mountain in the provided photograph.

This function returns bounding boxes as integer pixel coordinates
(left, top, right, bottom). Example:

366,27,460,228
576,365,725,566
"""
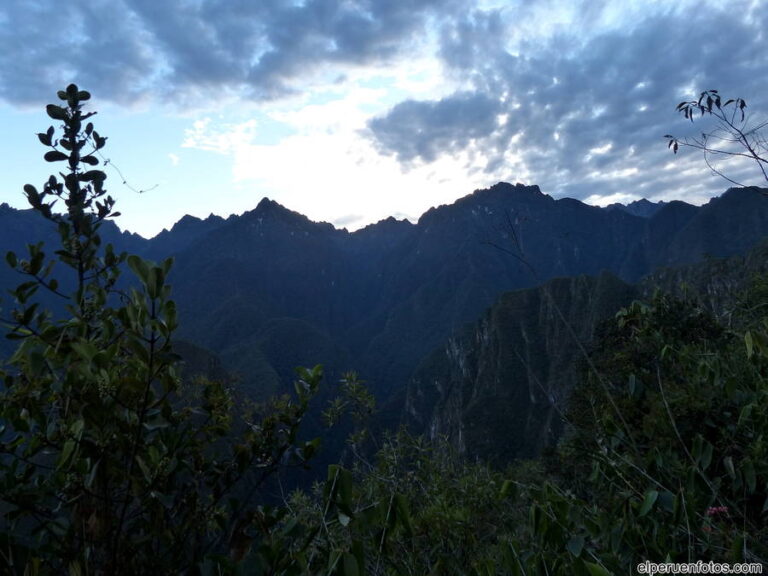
604,198,666,218
405,237,768,465
405,272,637,464
0,202,148,360
2,183,768,435
145,213,227,259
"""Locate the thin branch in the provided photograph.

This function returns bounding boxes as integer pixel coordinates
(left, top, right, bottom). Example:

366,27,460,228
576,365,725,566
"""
96,151,158,195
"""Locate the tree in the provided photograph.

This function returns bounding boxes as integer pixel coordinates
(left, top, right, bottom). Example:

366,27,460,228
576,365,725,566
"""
665,89,768,187
0,85,322,575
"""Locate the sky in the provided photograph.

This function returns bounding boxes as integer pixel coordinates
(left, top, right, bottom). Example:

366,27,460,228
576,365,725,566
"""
1,0,767,238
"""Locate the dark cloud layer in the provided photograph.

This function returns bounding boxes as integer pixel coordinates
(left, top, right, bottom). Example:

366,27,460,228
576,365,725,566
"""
368,1,768,202
0,0,462,105
368,92,501,162
0,2,156,106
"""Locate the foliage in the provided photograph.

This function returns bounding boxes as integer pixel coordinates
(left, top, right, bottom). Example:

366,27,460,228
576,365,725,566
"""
0,85,321,575
665,89,768,187
540,291,768,572
289,289,768,575
283,430,522,576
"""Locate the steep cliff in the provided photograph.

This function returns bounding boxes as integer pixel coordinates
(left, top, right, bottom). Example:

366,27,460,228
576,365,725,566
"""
406,237,768,466
406,273,636,464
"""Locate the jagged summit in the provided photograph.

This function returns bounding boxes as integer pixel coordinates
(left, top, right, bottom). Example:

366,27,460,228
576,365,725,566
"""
604,198,666,218
151,213,226,238
713,186,768,204
175,214,204,227
355,215,414,234
250,197,309,222
171,213,224,231
236,197,338,237
417,182,551,226
255,197,279,211
463,182,549,205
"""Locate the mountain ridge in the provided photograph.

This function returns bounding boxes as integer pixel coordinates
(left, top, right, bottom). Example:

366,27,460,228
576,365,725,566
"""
2,183,768,436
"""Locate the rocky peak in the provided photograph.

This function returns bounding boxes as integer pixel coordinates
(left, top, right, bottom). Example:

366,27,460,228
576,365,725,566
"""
249,197,315,227
605,198,666,218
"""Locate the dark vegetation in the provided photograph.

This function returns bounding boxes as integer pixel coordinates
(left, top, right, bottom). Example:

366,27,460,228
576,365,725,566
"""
0,86,767,574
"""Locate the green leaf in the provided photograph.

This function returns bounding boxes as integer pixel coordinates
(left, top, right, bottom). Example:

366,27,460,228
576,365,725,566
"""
46,104,68,120
146,266,160,299
71,341,97,361
85,459,101,490
68,560,84,576
80,170,106,182
738,404,753,426
294,378,310,398
745,330,754,358
657,490,675,513
59,440,76,470
499,479,516,500
23,184,39,203
70,418,85,440
566,534,585,557
638,489,658,517
44,150,68,163
127,255,150,284
724,456,735,479
135,455,152,483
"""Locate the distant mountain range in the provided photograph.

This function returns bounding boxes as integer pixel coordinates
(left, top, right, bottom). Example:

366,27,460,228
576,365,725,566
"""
2,183,768,462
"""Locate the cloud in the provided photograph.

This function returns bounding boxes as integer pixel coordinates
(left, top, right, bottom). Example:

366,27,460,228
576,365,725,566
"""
366,0,768,202
4,0,767,223
182,118,259,154
368,92,502,163
180,88,500,230
0,1,156,106
332,213,365,228
0,0,470,107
